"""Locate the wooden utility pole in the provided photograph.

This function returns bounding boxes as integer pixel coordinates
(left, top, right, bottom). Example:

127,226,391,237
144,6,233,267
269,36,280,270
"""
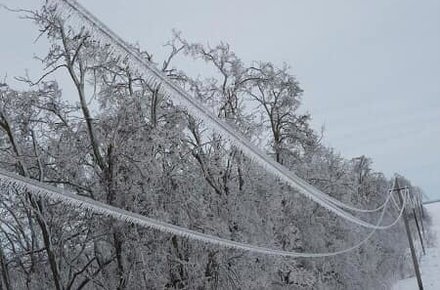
412,207,426,255
394,178,424,290
417,193,426,239
408,188,426,255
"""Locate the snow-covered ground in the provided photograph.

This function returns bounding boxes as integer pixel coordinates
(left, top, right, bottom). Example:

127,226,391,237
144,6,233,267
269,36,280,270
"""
392,202,440,290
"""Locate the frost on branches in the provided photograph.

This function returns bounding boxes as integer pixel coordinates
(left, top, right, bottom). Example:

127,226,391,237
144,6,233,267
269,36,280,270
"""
0,4,428,290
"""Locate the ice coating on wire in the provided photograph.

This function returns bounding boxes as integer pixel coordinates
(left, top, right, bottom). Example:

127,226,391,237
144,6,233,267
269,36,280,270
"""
49,0,390,221
0,169,406,258
43,0,398,229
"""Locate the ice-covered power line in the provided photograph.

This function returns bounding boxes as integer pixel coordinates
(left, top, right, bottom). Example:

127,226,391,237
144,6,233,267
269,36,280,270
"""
0,169,407,258
46,0,396,229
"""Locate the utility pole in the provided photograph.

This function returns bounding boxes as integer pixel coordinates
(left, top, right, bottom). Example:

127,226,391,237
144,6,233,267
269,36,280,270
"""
394,177,424,290
408,188,426,255
417,193,426,239
412,207,426,255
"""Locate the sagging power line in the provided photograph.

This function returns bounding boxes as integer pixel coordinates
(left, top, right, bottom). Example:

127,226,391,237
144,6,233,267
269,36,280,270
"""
0,169,407,258
47,0,400,229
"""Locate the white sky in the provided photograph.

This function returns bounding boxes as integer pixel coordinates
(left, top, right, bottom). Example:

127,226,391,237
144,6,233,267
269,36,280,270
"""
1,0,439,200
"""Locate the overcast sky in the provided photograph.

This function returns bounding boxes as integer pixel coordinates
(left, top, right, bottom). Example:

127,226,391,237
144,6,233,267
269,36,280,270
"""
1,0,439,200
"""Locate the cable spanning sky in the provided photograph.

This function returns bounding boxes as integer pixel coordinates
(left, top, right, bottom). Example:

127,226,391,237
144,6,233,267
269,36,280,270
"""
1,0,439,200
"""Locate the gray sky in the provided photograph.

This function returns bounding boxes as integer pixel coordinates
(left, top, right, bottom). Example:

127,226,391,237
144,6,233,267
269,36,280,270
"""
1,0,439,200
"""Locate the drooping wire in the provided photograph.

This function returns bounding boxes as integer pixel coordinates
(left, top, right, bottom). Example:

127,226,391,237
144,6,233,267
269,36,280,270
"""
289,173,392,213
0,169,407,258
44,0,401,229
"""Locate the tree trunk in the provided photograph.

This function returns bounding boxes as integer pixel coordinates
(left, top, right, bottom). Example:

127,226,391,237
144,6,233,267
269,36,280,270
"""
0,244,12,290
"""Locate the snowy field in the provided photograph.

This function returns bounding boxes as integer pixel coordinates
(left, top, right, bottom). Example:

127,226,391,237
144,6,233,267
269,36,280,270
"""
392,202,440,289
